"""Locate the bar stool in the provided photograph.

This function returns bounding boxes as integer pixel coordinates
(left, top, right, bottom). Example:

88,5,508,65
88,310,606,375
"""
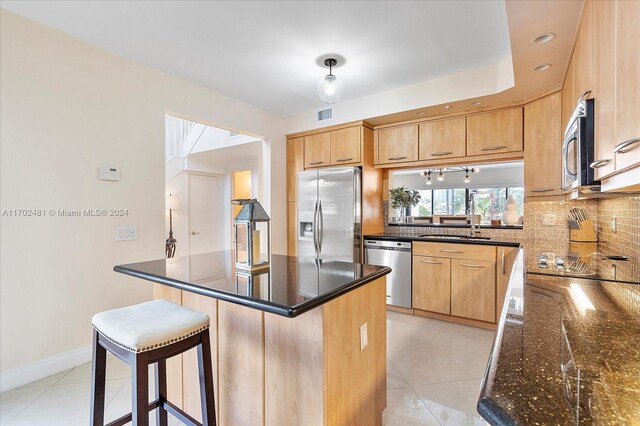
90,299,216,426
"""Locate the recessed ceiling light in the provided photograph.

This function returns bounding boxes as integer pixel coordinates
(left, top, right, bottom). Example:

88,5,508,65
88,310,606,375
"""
445,105,452,110
534,63,552,71
369,119,376,123
471,101,482,106
416,111,426,116
533,33,556,44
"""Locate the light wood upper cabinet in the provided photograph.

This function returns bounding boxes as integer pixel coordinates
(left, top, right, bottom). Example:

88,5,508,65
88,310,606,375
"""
614,0,640,172
304,132,331,168
330,126,361,165
286,137,304,201
592,0,617,179
524,92,562,197
450,259,496,323
466,108,523,156
374,125,419,164
561,55,576,128
418,117,466,161
413,256,451,314
574,0,595,101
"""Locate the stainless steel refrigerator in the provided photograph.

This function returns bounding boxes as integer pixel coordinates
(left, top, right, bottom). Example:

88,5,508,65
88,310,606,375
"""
297,167,361,262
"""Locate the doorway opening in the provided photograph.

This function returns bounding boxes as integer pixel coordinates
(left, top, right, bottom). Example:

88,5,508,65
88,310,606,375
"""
164,114,268,258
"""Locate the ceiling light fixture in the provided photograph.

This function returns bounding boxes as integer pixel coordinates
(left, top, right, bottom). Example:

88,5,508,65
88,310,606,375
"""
416,111,426,116
471,101,482,106
534,63,552,72
445,105,452,110
533,33,556,44
317,58,344,104
419,166,480,185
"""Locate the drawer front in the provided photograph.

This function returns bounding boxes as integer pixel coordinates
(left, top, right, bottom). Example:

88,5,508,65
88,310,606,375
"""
413,241,496,261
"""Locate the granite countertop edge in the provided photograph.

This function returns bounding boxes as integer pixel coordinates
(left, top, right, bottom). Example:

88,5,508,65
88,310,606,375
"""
113,263,392,318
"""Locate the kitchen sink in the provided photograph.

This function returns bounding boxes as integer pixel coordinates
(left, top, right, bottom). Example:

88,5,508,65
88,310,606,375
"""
418,235,491,241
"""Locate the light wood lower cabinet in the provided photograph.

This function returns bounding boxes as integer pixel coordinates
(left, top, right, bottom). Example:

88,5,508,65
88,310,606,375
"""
450,259,496,323
412,256,451,314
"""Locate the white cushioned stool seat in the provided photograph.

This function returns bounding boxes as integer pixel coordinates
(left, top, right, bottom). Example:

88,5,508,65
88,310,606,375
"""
92,299,210,353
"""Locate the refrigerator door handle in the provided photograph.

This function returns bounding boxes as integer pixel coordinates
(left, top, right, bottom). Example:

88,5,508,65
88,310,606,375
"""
318,200,324,255
313,199,319,256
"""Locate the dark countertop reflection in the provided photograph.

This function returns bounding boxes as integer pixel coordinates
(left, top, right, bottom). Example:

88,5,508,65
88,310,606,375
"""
114,251,390,318
478,253,640,425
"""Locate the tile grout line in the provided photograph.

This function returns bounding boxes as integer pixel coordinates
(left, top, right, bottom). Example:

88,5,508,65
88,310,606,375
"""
3,367,75,426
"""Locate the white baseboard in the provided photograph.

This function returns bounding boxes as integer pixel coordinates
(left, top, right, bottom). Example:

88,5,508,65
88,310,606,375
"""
0,345,92,393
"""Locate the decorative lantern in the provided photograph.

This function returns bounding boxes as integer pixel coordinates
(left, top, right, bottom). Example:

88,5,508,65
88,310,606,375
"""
233,198,270,271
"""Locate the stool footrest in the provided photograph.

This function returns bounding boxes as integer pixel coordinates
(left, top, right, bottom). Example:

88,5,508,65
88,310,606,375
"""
104,398,205,426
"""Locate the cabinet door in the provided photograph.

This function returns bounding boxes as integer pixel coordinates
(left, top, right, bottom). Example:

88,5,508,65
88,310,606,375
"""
466,108,523,156
375,125,419,164
330,126,361,165
287,137,304,201
614,0,640,172
418,117,466,161
524,92,562,197
451,259,496,322
592,0,617,179
412,256,451,314
304,132,331,168
561,55,576,128
574,0,594,100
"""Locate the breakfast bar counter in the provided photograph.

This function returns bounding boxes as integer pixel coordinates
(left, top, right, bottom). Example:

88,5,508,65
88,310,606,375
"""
115,251,390,425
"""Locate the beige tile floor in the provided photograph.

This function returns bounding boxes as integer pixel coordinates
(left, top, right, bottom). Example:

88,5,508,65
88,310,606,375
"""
1,311,493,425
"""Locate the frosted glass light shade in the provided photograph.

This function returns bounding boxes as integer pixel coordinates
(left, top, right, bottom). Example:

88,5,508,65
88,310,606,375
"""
317,74,344,104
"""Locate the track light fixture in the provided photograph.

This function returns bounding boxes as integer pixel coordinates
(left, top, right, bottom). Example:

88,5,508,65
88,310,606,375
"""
419,166,480,185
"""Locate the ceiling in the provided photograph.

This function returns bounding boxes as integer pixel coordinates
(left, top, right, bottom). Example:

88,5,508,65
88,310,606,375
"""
1,1,512,116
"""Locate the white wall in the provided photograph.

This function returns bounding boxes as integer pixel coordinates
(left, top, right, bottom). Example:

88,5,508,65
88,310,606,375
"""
283,56,514,134
0,10,286,387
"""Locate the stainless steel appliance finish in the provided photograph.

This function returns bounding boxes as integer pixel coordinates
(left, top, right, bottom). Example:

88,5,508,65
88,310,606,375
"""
297,167,361,262
364,239,412,308
562,96,598,193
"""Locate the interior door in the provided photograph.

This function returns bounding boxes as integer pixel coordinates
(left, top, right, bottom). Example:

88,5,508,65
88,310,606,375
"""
317,167,357,262
189,174,221,256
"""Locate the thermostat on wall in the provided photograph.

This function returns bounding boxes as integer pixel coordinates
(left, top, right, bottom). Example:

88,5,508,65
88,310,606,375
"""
99,166,121,181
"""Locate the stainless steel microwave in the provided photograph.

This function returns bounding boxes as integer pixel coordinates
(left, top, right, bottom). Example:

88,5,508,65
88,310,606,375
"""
562,96,599,193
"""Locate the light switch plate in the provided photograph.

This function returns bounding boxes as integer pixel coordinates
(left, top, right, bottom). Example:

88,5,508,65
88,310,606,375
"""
116,226,137,241
360,323,368,351
611,216,617,233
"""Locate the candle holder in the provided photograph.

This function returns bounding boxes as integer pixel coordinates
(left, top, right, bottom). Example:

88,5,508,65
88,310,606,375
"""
233,198,270,271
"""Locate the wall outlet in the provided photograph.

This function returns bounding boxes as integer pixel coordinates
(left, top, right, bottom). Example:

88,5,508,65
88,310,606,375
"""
611,216,617,233
542,214,555,226
360,323,368,351
116,226,137,241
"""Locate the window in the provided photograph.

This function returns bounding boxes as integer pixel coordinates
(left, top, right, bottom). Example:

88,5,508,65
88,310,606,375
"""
406,186,524,225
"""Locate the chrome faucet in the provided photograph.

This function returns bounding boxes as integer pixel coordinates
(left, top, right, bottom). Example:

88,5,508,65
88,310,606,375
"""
468,190,478,237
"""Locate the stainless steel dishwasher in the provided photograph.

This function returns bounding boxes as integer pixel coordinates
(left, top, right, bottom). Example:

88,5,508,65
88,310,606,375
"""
364,239,412,308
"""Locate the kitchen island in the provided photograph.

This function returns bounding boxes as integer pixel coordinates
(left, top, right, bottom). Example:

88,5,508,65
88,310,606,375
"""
115,251,390,426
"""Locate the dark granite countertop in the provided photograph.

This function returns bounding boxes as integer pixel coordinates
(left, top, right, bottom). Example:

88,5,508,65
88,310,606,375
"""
114,251,390,318
478,251,640,425
364,233,521,248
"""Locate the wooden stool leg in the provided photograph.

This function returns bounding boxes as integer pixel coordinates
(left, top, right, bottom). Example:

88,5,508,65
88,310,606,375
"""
197,332,216,426
90,330,107,426
154,360,168,426
132,353,149,426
